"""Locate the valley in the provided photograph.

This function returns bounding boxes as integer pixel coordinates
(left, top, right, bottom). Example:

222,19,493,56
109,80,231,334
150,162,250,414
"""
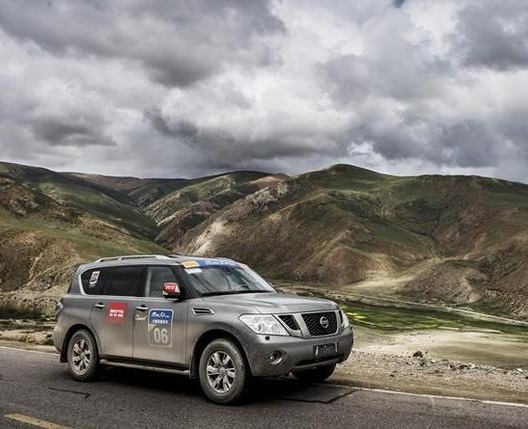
1,160,528,324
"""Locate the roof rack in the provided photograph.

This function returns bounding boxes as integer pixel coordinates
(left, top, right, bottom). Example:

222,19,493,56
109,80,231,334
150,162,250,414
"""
95,255,172,263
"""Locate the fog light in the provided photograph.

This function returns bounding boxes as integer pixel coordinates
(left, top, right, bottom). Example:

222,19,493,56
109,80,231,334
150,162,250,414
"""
269,351,284,365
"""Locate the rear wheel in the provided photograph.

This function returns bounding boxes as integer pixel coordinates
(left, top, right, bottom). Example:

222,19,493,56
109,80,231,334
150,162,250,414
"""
198,339,250,404
292,363,336,383
67,329,99,381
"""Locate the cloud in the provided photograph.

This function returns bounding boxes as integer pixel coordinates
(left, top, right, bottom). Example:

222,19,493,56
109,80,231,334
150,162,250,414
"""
0,0,284,87
452,0,528,71
392,0,406,8
0,0,528,184
32,118,115,147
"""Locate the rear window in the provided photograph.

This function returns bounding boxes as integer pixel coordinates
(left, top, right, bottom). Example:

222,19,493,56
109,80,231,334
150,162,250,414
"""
103,266,145,297
81,268,111,295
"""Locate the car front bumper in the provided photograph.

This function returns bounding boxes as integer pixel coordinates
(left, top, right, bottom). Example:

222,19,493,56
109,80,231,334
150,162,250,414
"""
245,326,353,377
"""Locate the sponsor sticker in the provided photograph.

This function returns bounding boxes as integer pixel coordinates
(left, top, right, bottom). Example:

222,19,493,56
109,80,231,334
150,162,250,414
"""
182,259,239,269
184,268,203,274
89,271,100,287
106,302,127,324
148,309,173,347
197,259,238,267
182,260,199,268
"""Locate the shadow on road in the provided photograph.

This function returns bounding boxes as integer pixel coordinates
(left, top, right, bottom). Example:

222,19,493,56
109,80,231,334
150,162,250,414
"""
98,367,356,404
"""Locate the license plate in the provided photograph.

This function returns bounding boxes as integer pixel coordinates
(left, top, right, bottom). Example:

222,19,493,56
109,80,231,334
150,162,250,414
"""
314,343,337,358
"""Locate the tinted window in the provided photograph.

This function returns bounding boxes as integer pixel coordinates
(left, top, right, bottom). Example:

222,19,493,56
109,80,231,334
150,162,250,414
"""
103,266,145,297
81,268,110,295
146,266,179,298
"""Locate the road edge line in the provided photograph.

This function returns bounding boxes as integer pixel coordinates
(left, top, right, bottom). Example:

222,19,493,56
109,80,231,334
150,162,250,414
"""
326,383,528,408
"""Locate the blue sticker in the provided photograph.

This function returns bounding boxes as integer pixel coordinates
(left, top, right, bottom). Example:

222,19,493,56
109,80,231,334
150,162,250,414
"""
197,259,238,267
148,309,173,347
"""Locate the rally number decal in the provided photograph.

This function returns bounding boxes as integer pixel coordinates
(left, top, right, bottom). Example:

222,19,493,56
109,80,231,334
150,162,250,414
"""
148,309,173,348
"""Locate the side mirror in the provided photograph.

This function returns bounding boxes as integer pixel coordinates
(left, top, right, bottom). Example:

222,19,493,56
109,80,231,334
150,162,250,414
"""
162,282,182,299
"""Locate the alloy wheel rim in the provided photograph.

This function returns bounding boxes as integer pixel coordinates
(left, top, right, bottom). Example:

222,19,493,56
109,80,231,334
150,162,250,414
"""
206,351,236,393
72,337,91,374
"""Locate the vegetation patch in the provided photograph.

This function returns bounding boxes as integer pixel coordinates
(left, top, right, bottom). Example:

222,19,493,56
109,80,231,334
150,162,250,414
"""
341,301,528,337
0,303,44,320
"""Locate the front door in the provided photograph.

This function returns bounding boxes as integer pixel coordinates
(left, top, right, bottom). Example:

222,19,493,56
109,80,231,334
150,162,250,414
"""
90,266,145,358
132,266,188,366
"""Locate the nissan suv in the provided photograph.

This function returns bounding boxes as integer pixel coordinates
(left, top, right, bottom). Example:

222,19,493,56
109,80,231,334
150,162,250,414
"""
53,255,353,404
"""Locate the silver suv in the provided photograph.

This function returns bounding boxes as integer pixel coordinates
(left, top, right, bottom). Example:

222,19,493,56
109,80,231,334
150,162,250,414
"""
53,255,353,404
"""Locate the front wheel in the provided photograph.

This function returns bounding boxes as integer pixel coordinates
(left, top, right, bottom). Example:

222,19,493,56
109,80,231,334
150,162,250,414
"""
292,363,336,383
66,329,99,381
198,339,250,404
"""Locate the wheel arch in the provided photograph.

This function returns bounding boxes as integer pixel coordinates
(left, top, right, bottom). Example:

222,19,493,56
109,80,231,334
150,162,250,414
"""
190,329,251,378
60,324,100,363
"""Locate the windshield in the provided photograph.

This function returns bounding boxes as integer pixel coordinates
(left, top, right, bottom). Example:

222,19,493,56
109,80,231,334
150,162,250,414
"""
179,263,275,296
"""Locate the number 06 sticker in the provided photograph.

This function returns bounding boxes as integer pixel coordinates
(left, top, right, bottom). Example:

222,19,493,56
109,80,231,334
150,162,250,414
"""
148,309,173,348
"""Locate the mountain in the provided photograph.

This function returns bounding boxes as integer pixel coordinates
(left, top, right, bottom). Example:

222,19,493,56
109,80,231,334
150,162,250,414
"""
1,161,528,319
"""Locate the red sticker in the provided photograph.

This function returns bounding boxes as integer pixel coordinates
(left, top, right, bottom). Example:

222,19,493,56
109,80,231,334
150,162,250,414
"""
106,302,127,324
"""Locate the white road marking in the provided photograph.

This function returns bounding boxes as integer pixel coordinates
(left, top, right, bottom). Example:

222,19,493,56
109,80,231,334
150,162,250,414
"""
0,345,57,357
330,384,528,409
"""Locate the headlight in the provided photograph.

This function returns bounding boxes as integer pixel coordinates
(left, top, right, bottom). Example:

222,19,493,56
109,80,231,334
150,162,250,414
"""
239,314,289,336
340,309,350,328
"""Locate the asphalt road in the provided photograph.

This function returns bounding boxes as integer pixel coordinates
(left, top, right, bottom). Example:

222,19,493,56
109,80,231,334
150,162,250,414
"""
0,347,527,429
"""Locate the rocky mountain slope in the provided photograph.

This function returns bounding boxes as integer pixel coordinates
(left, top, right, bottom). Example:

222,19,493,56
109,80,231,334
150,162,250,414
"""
1,161,528,319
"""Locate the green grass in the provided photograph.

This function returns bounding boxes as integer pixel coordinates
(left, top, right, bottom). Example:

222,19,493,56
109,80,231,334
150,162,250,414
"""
37,181,157,238
0,209,166,262
341,301,528,336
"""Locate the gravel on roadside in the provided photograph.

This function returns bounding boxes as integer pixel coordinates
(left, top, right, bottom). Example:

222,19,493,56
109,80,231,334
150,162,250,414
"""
334,349,528,404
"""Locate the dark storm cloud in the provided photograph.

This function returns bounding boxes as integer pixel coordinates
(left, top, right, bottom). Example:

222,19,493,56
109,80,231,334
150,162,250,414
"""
146,111,199,139
452,0,528,70
147,112,347,164
32,119,115,147
0,0,284,87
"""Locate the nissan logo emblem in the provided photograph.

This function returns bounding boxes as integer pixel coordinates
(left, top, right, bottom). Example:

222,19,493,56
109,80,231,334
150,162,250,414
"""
319,316,329,329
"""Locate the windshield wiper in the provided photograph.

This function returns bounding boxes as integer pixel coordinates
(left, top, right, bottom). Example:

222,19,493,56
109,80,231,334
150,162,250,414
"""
201,290,273,297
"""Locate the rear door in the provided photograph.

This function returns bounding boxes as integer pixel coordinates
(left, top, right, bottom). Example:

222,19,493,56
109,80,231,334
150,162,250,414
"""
90,265,145,358
132,265,188,366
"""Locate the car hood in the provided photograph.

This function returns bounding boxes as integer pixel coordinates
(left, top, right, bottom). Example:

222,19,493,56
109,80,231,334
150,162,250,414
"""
200,292,338,314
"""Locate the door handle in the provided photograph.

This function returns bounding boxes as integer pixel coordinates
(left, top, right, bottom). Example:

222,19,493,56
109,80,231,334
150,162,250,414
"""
136,305,148,312
94,303,105,310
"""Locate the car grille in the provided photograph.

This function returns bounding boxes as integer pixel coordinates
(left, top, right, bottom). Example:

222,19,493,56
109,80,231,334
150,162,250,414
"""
302,312,338,336
279,315,299,330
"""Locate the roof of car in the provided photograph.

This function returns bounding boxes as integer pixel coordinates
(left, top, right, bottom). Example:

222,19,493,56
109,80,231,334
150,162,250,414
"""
78,254,239,271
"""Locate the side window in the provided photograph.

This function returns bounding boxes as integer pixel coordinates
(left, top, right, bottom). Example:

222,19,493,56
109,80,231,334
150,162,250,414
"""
146,266,179,298
81,268,110,295
103,266,145,297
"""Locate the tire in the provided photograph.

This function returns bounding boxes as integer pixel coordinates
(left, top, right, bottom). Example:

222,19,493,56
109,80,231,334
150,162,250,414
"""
198,338,250,404
292,363,336,383
66,329,99,382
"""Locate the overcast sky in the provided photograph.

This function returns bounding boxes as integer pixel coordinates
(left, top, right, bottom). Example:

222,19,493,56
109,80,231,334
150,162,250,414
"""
1,0,528,182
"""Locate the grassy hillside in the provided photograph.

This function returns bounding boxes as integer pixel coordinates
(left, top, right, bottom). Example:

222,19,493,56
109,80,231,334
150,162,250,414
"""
0,164,166,314
172,164,528,319
2,161,528,320
0,162,157,238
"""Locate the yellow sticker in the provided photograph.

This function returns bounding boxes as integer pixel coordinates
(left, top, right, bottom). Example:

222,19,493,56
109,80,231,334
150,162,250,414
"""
182,260,199,268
